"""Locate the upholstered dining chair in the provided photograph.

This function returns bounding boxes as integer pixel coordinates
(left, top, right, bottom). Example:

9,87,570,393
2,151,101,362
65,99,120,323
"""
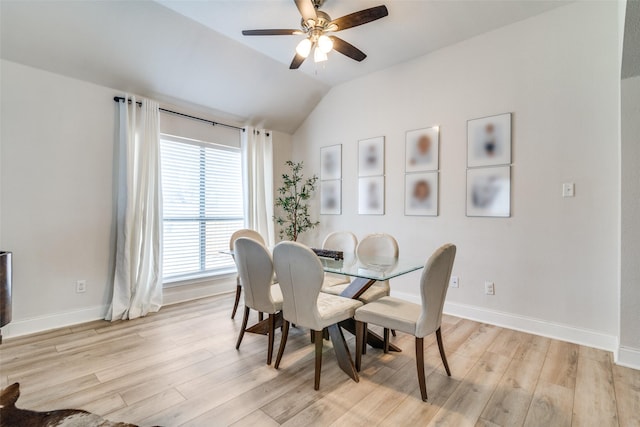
273,241,363,390
321,231,358,290
229,229,266,319
321,233,399,304
233,237,283,365
354,244,457,401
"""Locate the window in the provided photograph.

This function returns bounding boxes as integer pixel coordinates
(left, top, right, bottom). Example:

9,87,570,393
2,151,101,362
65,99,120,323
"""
161,134,244,283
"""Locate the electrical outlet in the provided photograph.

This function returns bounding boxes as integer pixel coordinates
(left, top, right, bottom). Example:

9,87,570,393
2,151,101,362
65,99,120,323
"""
484,281,495,295
76,280,87,293
562,183,575,198
450,276,459,288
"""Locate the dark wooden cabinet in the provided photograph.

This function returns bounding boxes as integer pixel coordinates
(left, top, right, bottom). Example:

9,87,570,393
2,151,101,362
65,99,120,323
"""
0,251,12,344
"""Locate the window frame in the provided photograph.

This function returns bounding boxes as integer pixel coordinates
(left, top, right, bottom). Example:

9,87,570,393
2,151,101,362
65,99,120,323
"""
160,133,244,285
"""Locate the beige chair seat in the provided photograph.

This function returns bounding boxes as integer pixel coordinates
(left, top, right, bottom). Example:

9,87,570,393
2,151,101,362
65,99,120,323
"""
354,296,421,336
321,282,389,304
321,274,351,289
269,284,284,307
316,293,363,326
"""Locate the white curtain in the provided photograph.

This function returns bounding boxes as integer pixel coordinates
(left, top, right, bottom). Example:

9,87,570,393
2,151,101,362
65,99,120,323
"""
241,127,275,247
107,96,163,321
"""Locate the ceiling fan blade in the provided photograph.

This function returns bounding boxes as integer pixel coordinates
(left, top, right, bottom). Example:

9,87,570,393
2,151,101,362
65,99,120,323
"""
329,36,366,62
329,5,389,31
242,29,302,36
295,0,317,23
290,53,307,69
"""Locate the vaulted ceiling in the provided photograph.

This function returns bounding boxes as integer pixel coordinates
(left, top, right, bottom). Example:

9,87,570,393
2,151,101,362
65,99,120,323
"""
1,0,571,133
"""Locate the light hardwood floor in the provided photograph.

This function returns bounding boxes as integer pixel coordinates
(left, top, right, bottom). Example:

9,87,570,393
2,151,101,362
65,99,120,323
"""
1,294,638,427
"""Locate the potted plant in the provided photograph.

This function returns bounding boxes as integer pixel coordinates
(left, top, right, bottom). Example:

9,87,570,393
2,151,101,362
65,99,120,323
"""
274,161,319,241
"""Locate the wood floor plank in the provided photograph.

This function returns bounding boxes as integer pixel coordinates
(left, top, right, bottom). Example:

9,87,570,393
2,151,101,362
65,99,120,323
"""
524,382,573,427
229,409,280,427
481,335,547,426
572,352,618,427
104,388,186,424
538,340,579,390
379,352,481,426
427,351,511,427
0,293,636,427
612,364,640,427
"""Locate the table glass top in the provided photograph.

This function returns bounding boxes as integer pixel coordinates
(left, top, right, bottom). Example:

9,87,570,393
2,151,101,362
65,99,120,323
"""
222,249,424,281
319,255,424,281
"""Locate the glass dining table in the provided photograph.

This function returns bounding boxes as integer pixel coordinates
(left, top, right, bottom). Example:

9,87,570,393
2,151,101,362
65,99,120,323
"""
224,248,425,383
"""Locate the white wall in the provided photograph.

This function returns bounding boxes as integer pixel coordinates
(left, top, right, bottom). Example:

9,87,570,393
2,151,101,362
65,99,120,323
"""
292,1,621,350
619,75,640,365
1,60,118,335
0,59,288,337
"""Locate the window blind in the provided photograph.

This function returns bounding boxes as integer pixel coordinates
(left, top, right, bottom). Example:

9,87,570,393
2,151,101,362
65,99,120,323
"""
161,135,244,282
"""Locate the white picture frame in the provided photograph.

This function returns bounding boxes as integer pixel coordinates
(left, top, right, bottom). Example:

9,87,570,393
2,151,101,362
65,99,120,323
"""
358,136,385,177
466,166,511,217
467,113,511,168
358,176,385,215
320,144,341,180
320,180,341,215
405,126,439,172
405,172,438,216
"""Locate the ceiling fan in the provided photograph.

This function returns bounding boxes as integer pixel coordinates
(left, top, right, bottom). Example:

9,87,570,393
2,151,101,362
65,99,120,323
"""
242,0,389,69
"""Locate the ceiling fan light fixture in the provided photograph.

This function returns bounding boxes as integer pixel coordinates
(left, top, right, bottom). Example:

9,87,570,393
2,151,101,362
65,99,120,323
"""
314,46,328,62
296,38,312,58
318,35,333,53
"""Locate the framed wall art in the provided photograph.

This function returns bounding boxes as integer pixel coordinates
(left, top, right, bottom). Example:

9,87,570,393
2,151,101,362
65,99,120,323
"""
467,113,511,168
358,176,384,215
358,136,385,177
406,126,439,172
320,144,341,180
405,172,438,216
466,166,511,217
320,179,341,215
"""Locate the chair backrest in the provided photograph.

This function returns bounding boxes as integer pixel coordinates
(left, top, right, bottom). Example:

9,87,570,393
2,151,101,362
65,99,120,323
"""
273,241,325,329
415,244,457,338
356,233,399,261
229,229,265,251
322,231,358,254
234,237,277,313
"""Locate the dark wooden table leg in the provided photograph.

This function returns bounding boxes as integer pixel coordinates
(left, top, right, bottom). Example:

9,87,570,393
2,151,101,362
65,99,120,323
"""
339,318,402,352
340,277,376,299
327,323,359,383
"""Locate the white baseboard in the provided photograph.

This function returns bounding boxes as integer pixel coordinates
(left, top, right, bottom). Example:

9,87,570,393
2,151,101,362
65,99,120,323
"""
1,304,109,340
163,275,236,306
1,277,236,341
616,346,640,370
391,291,618,353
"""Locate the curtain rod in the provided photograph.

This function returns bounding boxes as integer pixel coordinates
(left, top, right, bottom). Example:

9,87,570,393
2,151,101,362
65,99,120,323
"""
113,96,245,132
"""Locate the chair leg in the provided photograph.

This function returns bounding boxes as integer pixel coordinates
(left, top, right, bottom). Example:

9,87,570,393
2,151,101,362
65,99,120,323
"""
274,320,290,369
362,322,368,355
436,327,451,376
314,329,324,390
416,337,427,401
267,314,275,365
235,306,250,350
258,312,264,321
230,282,242,319
383,328,390,354
323,328,329,340
355,321,364,372
391,329,397,337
